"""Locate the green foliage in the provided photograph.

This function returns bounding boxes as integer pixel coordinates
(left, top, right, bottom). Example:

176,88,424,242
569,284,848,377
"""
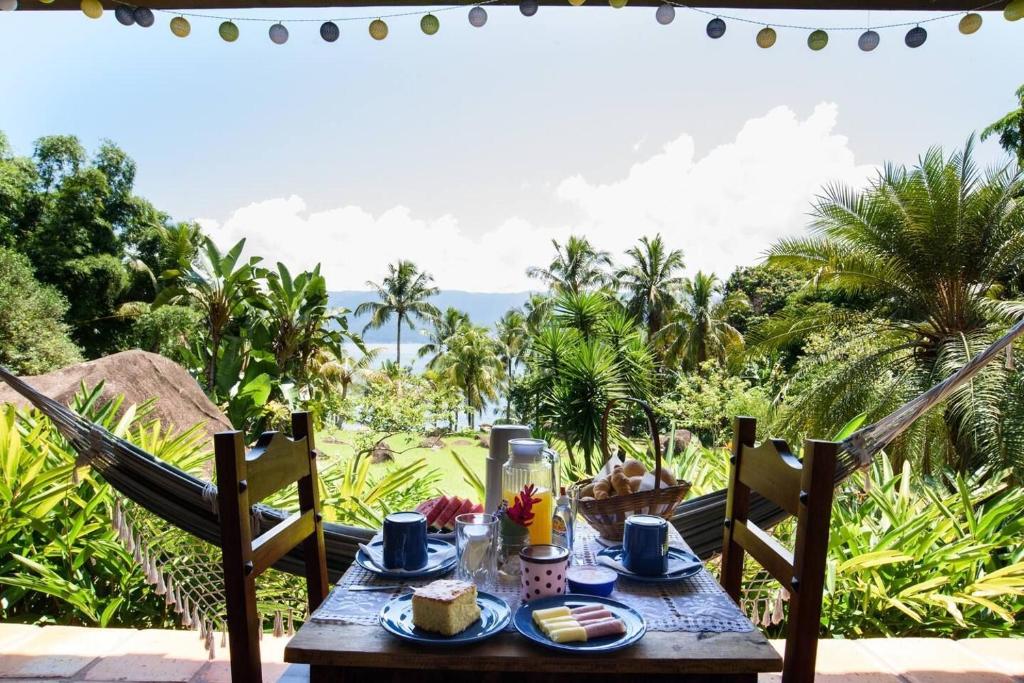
124,304,203,367
0,248,82,374
656,271,747,372
354,368,432,434
981,83,1024,166
527,235,613,294
438,325,502,429
356,260,440,366
657,361,771,448
823,455,1024,637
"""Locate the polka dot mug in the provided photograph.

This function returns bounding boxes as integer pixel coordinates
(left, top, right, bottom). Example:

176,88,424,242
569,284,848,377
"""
519,544,569,602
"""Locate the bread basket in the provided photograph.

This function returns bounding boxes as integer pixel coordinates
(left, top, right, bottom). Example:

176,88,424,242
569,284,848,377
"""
569,397,691,542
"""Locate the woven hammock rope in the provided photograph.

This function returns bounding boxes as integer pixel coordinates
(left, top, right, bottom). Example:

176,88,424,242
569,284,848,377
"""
1,317,1021,641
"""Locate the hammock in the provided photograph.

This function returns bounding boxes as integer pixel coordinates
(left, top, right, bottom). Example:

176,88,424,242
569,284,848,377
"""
1,318,1021,638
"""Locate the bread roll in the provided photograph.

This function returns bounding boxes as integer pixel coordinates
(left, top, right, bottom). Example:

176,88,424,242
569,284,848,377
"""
593,479,612,498
581,483,595,498
610,469,632,496
658,467,678,486
622,459,645,477
627,475,643,492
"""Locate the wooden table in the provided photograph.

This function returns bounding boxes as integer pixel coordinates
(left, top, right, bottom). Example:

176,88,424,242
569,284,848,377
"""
286,619,781,682
286,522,780,682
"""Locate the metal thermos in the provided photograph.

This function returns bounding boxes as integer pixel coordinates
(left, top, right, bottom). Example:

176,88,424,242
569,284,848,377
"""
484,424,531,513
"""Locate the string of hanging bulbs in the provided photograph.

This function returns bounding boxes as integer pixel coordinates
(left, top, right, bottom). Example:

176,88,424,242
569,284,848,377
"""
2,0,1021,50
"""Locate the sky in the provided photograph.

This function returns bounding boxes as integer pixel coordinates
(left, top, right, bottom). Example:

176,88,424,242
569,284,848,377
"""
1,4,1020,292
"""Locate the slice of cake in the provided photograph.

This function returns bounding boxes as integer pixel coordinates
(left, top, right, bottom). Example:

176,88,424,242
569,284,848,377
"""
411,579,481,636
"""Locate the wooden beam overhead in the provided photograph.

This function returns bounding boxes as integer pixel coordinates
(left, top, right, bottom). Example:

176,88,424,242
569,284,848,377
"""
11,0,1009,11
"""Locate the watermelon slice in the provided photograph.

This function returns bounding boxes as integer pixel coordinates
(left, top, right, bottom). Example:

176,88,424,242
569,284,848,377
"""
471,503,484,513
435,496,464,530
425,495,450,527
455,497,475,520
415,497,441,522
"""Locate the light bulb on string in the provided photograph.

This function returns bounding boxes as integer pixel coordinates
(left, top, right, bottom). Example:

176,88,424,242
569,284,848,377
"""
520,0,538,16
421,13,439,34
609,0,628,8
134,7,154,26
369,18,388,40
0,0,17,11
958,12,982,33
170,16,191,37
568,0,585,6
655,4,674,25
807,29,828,50
468,6,487,27
756,26,776,48
905,25,926,47
115,5,135,25
706,17,726,38
858,29,879,51
1004,0,1024,21
269,22,289,44
80,0,103,19
219,20,239,42
320,21,340,42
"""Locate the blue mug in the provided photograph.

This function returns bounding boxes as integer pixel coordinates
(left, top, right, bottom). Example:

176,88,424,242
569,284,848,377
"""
622,514,669,576
382,511,428,570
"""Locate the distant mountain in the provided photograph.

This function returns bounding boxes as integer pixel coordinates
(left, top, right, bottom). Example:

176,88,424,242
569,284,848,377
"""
329,290,534,343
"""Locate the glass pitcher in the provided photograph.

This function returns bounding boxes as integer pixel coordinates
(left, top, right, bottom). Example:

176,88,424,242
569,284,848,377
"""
502,438,560,545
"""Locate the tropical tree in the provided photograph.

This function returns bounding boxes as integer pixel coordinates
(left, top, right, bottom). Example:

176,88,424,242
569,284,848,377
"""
356,260,439,366
616,234,686,345
527,235,613,294
440,326,503,429
982,83,1024,166
155,237,261,394
762,138,1024,474
657,272,746,372
417,307,470,369
495,309,529,420
523,293,552,335
259,262,362,394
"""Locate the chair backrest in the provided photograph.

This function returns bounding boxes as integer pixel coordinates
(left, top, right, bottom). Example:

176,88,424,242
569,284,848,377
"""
215,411,329,682
720,416,837,683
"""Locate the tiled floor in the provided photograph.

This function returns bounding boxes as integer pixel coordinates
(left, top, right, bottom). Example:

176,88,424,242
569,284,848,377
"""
0,624,1020,682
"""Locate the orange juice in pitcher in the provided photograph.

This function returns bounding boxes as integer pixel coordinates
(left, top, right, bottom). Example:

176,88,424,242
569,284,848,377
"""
502,438,560,547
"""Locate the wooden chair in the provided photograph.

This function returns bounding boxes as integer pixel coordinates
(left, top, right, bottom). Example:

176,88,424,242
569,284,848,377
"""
720,416,838,683
215,411,330,682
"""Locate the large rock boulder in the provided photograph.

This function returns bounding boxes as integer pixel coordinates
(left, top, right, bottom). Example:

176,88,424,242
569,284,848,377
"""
0,350,232,439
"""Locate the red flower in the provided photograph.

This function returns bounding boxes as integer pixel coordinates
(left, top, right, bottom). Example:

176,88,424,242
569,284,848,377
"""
506,483,540,528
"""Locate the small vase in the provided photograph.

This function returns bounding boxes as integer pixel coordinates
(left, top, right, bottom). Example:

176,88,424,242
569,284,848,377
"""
498,529,529,580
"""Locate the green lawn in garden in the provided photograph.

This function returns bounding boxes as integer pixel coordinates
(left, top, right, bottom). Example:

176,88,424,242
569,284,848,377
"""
316,428,488,502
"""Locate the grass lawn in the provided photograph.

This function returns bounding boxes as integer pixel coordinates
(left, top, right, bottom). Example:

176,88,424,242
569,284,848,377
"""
316,428,489,502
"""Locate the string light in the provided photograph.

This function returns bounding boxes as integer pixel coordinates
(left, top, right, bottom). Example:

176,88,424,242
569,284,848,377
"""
706,17,726,38
1005,0,1024,20
756,26,776,48
170,15,190,37
468,6,487,27
133,7,154,26
269,22,289,43
609,0,628,8
568,0,586,6
114,4,135,24
369,18,388,39
905,24,926,46
519,0,538,16
959,12,982,32
807,28,828,49
80,0,102,19
858,29,880,50
421,12,439,34
320,20,340,41
219,20,239,41
655,3,675,25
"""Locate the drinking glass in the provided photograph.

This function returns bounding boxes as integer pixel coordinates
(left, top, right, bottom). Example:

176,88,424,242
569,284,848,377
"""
455,513,499,589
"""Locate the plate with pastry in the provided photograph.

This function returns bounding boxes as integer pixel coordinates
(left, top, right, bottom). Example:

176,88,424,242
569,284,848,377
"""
512,594,646,653
378,579,510,646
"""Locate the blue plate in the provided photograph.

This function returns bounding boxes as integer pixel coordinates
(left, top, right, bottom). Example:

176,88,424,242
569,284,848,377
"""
596,546,703,583
513,594,646,653
379,591,510,646
355,538,456,580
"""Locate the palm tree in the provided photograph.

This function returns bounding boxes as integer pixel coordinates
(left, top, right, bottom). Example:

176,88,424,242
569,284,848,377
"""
527,235,613,294
495,309,529,420
356,260,440,366
523,293,552,335
155,237,260,393
763,137,1024,473
616,235,686,345
309,346,378,400
657,272,745,372
417,307,470,369
982,83,1024,166
440,326,503,429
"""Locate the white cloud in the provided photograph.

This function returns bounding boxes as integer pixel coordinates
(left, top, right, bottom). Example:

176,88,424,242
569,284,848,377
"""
199,103,874,292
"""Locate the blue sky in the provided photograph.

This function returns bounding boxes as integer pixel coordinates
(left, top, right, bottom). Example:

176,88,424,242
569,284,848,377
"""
1,5,1020,290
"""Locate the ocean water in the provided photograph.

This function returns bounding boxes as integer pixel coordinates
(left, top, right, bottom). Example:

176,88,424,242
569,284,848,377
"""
342,342,503,426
